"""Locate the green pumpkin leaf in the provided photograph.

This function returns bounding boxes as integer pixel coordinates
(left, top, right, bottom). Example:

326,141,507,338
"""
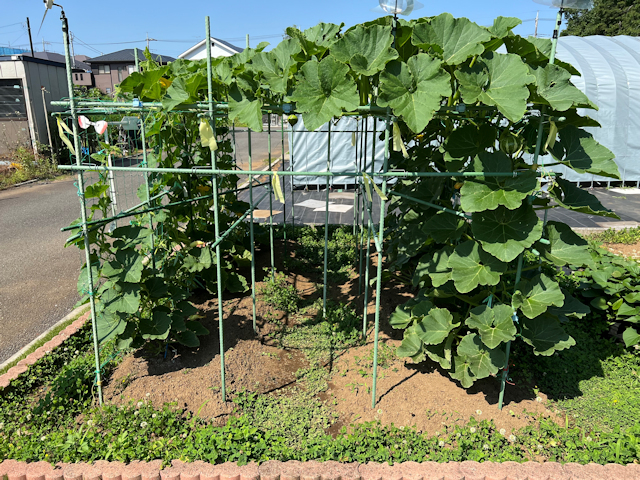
450,355,475,388
425,332,455,369
397,327,423,358
617,303,639,317
448,240,507,294
460,152,538,212
488,17,522,38
84,183,109,199
226,271,249,293
175,330,200,348
443,124,496,159
456,52,535,122
249,38,301,94
549,126,619,179
550,291,590,319
97,310,127,344
503,35,580,76
288,56,359,132
78,263,99,295
186,320,209,336
539,221,592,267
415,307,459,345
377,54,451,133
115,248,144,283
411,13,492,65
512,273,565,319
456,333,505,380
471,204,543,262
549,178,619,219
390,304,413,329
228,84,263,133
422,210,467,243
421,246,454,287
102,283,141,315
622,327,640,348
529,64,593,111
520,313,576,356
466,304,516,349
145,276,169,299
287,22,342,58
140,309,172,340
332,24,398,76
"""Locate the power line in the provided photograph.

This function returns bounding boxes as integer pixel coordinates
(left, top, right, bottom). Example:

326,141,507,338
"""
0,22,24,29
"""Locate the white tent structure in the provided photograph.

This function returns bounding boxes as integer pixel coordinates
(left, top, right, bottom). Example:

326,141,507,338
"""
289,117,387,187
544,35,640,184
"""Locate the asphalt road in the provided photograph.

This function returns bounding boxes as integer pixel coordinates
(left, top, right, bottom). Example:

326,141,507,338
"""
0,132,284,364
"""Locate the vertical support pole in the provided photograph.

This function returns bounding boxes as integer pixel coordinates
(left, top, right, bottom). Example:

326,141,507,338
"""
206,16,226,402
268,116,275,279
290,119,295,226
281,115,287,258
322,122,332,318
498,254,523,410
353,118,360,236
61,10,102,406
372,112,390,409
357,119,367,300
104,130,118,231
245,39,257,334
139,113,156,271
362,118,375,336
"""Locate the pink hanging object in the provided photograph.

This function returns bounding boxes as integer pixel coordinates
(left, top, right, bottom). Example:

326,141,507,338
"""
78,115,108,135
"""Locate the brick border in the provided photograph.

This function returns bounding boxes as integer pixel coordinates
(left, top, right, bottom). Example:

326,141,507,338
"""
1,460,639,480
0,312,90,390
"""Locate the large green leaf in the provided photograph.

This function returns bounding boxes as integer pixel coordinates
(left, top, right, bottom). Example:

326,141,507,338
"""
331,24,398,76
529,64,593,111
102,283,140,315
622,327,640,348
425,333,455,369
456,333,505,380
448,240,506,294
175,330,200,347
471,204,543,262
455,52,535,122
96,310,127,344
288,56,359,132
162,74,206,111
422,211,467,243
377,54,451,133
520,313,576,356
389,304,412,329
488,17,522,38
549,126,619,179
114,248,144,283
539,221,591,267
228,84,263,132
145,276,169,299
460,152,538,212
397,327,423,358
549,178,619,219
140,309,172,340
503,35,580,76
249,39,301,94
450,355,475,388
286,22,342,58
443,124,496,159
415,307,459,345
550,291,590,320
466,304,516,349
418,246,453,287
411,13,491,65
77,263,99,296
512,273,565,319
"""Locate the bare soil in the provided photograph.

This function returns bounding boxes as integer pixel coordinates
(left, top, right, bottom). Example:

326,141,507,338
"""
103,241,559,435
602,242,640,260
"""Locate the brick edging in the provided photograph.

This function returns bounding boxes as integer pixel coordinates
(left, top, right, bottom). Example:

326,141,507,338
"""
1,459,639,480
0,312,90,390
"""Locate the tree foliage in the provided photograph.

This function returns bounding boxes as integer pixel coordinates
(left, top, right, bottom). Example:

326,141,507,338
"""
563,0,640,36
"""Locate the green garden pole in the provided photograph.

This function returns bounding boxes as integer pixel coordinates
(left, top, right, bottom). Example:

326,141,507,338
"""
290,122,295,227
353,118,360,237
139,111,156,272
60,9,102,405
498,254,523,411
245,34,257,333
323,122,332,318
362,118,376,336
357,119,367,299
281,114,288,257
268,117,275,279
372,113,390,409
206,17,226,402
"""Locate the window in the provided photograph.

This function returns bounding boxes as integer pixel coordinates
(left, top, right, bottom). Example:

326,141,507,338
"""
118,66,124,82
128,65,134,74
80,73,83,81
74,74,78,80
106,88,111,94
98,65,110,74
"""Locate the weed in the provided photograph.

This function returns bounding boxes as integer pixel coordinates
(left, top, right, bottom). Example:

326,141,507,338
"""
584,226,640,245
259,269,300,313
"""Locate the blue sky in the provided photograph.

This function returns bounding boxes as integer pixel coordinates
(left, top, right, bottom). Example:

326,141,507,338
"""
1,0,561,59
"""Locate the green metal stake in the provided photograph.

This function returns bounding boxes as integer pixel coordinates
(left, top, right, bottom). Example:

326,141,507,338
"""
353,118,360,236
245,34,257,334
206,16,226,402
372,113,391,409
498,254,524,410
60,9,102,405
268,117,275,279
322,122,332,318
281,114,288,258
290,122,295,227
139,111,157,272
362,118,376,336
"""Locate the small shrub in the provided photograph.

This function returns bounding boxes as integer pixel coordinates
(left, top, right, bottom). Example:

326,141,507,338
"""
260,269,300,313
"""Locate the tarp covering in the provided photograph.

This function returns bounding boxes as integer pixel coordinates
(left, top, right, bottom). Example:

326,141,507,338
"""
289,117,387,186
542,35,640,183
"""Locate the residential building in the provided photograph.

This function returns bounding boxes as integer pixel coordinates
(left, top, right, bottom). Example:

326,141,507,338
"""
178,37,243,60
31,52,92,87
86,49,175,95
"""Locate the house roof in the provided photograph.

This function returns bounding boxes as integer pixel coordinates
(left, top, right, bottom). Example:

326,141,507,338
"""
178,37,244,59
87,48,175,65
31,52,91,71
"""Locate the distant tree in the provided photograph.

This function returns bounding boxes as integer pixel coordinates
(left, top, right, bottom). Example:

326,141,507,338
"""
562,0,640,36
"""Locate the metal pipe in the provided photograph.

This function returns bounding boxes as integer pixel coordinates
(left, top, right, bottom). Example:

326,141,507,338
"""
268,117,275,280
322,122,332,318
206,16,227,402
104,130,118,231
60,9,103,406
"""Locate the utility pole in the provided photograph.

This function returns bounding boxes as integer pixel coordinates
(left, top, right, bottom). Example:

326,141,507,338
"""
534,10,540,37
42,38,46,52
26,17,35,56
70,32,76,67
145,32,156,50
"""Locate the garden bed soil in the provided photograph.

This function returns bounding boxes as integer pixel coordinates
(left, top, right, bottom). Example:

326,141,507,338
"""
103,242,559,435
603,242,640,260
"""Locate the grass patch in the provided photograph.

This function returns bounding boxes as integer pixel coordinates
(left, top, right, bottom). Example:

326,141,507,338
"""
0,306,89,376
0,144,62,190
583,226,640,245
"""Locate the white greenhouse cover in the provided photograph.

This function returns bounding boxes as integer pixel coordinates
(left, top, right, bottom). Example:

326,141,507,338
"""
543,35,640,183
288,116,387,186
